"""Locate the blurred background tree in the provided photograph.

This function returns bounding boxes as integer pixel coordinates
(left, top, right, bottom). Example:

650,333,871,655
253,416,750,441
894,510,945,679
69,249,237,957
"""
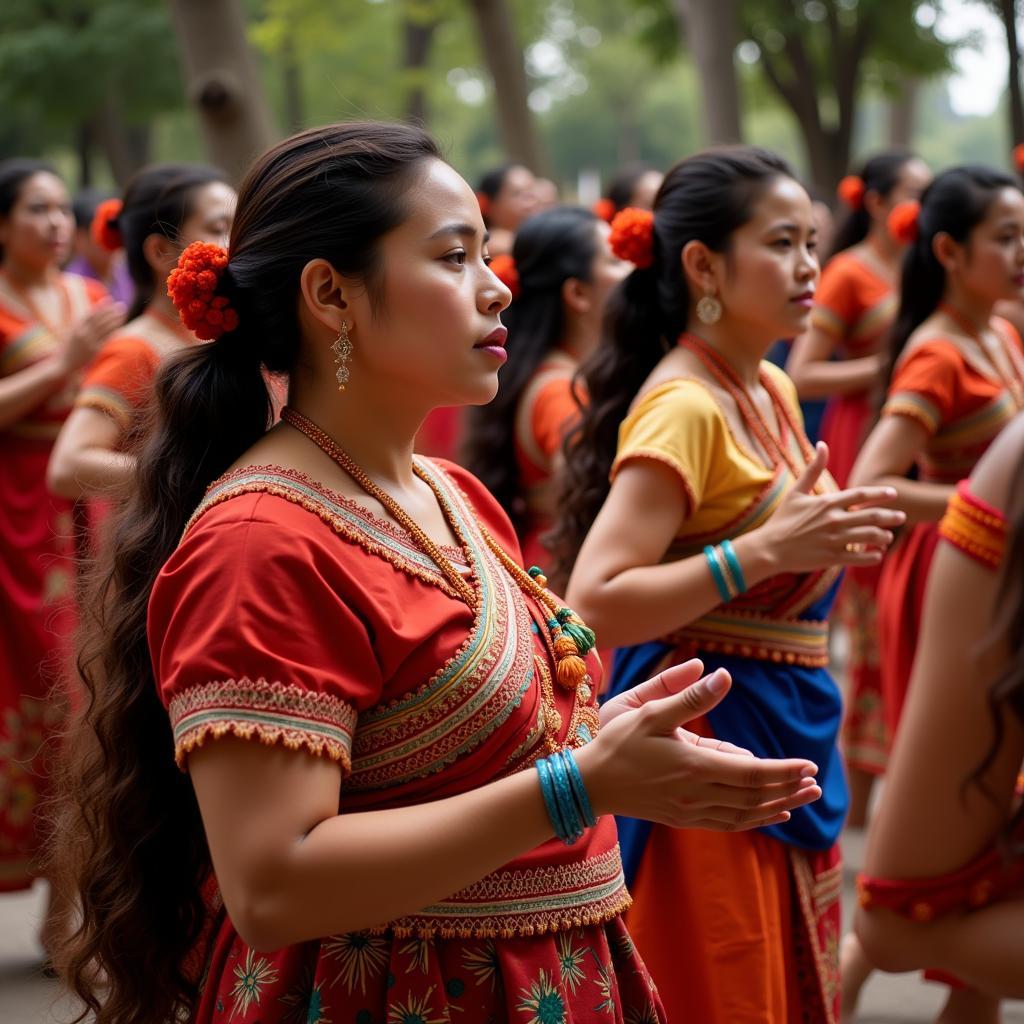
0,0,1018,195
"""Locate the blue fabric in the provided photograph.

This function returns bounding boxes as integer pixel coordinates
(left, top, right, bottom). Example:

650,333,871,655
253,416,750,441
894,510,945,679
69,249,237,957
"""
604,577,847,886
766,339,826,443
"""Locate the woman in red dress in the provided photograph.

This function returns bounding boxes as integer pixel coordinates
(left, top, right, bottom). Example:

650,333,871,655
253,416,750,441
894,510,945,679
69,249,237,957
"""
47,163,234,506
848,166,1024,1023
788,152,930,820
0,159,122,943
53,123,822,1024
463,205,629,572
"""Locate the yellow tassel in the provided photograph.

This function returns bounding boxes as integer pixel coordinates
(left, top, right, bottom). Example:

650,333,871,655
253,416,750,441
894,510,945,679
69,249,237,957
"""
556,653,589,689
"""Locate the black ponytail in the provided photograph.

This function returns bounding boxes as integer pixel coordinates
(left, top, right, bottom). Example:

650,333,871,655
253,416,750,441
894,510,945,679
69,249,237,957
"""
885,165,1021,394
463,205,599,533
550,146,796,581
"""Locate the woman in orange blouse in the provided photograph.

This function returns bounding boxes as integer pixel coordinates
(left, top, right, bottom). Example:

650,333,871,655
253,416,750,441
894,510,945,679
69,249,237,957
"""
788,152,930,819
853,414,1024,1023
47,163,234,505
53,123,822,1024
0,159,121,941
849,167,1024,1022
464,205,629,571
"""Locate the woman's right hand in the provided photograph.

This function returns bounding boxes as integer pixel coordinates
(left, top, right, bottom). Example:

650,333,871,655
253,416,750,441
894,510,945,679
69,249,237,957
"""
577,659,822,831
56,299,125,374
753,440,906,574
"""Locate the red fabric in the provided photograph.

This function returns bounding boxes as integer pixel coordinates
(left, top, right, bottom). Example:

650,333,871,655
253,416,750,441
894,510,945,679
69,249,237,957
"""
415,407,464,461
0,273,107,890
148,458,661,1022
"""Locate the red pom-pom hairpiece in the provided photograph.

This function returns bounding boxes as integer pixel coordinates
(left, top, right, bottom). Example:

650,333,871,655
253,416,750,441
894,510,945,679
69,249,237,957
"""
1013,144,1024,173
592,198,616,224
837,175,866,211
609,207,655,269
887,200,921,245
476,191,492,220
91,198,124,252
489,253,520,299
167,241,240,340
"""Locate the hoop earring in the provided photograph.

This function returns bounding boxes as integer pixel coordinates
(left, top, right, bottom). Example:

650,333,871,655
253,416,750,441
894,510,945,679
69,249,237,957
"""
696,293,722,325
331,321,353,391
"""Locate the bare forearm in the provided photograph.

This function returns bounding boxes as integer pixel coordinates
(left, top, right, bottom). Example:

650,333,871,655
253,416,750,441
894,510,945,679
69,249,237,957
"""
48,446,134,500
236,763,559,949
567,535,776,649
789,355,881,399
0,357,68,430
875,475,951,524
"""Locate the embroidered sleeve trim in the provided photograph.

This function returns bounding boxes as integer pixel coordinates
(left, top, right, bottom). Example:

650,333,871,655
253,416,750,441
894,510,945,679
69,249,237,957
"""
75,386,134,430
168,677,357,772
882,391,941,435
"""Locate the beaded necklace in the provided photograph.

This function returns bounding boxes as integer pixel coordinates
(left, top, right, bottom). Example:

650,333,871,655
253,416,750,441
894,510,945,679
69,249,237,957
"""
678,333,818,483
937,302,1024,410
280,406,597,696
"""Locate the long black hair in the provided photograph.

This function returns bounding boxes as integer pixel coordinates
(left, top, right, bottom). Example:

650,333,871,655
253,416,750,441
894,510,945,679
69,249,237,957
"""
829,150,918,261
116,163,228,320
550,146,796,578
463,205,600,533
0,157,61,262
885,165,1021,391
53,122,442,1024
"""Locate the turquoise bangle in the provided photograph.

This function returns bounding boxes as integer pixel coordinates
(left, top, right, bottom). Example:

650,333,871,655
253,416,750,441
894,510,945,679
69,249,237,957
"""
559,750,597,829
721,539,748,595
550,753,584,843
536,757,570,842
704,544,733,603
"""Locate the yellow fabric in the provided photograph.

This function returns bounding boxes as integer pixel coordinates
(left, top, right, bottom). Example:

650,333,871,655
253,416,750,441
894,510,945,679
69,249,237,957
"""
611,362,801,538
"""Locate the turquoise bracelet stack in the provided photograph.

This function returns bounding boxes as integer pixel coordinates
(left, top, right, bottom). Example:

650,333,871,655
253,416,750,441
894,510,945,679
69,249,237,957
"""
536,749,597,845
703,538,748,603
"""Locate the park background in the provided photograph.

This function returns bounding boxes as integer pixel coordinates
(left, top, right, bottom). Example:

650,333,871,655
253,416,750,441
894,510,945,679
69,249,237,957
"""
2,0,1024,200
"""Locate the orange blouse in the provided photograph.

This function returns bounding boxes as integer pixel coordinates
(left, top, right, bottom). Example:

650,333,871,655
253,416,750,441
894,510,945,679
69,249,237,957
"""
811,250,896,357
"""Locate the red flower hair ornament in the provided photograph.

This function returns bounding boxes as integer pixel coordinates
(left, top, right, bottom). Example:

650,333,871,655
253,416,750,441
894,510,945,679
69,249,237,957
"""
1013,144,1024,174
887,200,921,245
476,191,492,219
837,175,866,211
167,241,240,340
489,253,520,299
91,198,124,253
609,207,655,269
592,198,616,224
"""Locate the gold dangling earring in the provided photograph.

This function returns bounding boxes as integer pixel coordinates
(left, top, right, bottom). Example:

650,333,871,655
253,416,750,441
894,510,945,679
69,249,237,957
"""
331,321,353,391
696,292,723,325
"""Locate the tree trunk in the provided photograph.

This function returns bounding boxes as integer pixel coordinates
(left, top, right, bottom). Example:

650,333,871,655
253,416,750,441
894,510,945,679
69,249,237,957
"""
282,32,305,133
402,16,438,124
167,0,276,182
674,0,743,144
95,94,152,185
466,0,548,173
75,120,95,189
888,77,919,148
998,0,1024,146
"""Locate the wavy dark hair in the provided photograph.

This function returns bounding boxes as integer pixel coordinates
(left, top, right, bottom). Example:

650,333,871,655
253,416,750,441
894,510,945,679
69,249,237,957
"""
884,165,1021,396
0,157,62,261
463,205,599,534
51,121,442,1024
116,163,228,320
828,150,918,261
549,146,795,578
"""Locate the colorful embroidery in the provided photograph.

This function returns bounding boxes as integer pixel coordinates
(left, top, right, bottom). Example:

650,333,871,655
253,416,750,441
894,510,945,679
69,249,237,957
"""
556,933,588,992
229,949,279,1020
323,932,390,994
387,986,448,1024
939,481,1007,569
666,609,831,667
168,677,357,771
517,969,567,1024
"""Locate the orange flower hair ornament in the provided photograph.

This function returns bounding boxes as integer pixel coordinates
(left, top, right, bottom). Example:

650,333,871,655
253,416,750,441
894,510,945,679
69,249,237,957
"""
489,253,520,299
592,197,616,224
837,175,866,211
476,191,492,219
167,241,240,340
888,200,921,245
91,198,124,252
609,207,655,269
1013,144,1024,174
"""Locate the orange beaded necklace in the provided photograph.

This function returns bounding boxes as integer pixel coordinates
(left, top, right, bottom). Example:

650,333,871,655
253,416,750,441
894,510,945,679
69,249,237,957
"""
280,405,596,691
